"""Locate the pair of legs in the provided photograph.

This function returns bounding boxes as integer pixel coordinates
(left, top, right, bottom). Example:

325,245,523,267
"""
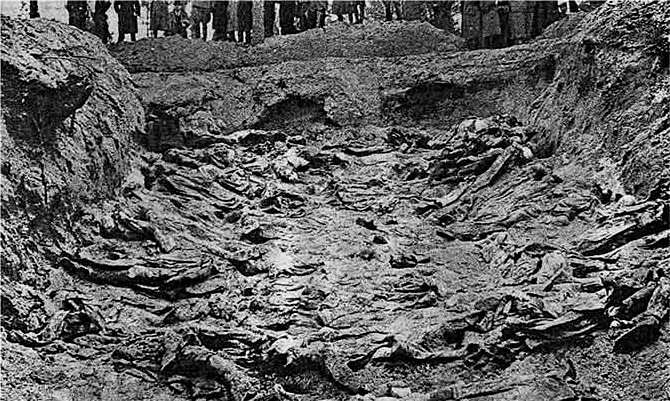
212,1,229,40
279,1,297,34
191,7,211,40
228,30,251,43
263,1,275,37
353,1,365,23
117,32,136,43
192,21,208,39
317,9,326,28
384,1,402,21
304,9,317,29
241,30,251,44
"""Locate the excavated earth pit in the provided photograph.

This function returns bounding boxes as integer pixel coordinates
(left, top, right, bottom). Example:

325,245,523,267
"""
1,3,670,401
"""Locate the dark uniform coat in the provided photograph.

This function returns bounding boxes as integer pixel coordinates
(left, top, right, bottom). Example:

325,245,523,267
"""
461,1,482,48
66,0,89,30
213,1,230,33
237,0,253,32
508,0,533,43
93,0,112,43
149,0,169,31
114,0,140,34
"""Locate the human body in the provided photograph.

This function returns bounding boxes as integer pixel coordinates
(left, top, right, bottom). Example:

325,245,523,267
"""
191,0,212,40
237,0,253,43
382,0,402,21
212,1,230,40
66,0,89,30
93,0,112,43
149,0,169,38
114,0,140,43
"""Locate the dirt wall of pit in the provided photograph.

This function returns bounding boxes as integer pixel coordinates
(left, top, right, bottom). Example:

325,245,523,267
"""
1,16,144,214
529,2,670,197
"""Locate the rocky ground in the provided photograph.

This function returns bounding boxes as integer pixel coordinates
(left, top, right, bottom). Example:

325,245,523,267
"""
2,2,670,401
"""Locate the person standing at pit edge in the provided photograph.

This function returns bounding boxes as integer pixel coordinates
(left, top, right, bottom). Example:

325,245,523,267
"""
114,0,141,43
93,0,112,44
237,0,253,44
263,0,276,38
29,0,39,18
353,0,365,24
382,0,402,21
191,0,212,40
212,1,230,41
149,0,169,38
167,0,190,38
66,0,89,30
278,0,298,34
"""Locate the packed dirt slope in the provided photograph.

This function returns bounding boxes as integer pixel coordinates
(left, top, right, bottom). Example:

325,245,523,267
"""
529,3,670,198
111,21,464,73
1,2,669,401
1,16,144,210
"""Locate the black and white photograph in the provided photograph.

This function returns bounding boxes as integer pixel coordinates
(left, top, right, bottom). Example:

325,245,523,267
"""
1,0,669,400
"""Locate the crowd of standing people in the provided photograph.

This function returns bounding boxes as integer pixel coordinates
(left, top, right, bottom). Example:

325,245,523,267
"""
60,0,425,45
461,0,605,48
55,1,600,47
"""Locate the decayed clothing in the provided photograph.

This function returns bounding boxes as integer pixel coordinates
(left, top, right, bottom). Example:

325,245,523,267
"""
149,0,169,31
114,0,140,34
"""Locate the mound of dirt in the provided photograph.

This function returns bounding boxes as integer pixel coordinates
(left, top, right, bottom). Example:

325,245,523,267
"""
529,1,670,197
1,16,144,212
111,20,464,73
